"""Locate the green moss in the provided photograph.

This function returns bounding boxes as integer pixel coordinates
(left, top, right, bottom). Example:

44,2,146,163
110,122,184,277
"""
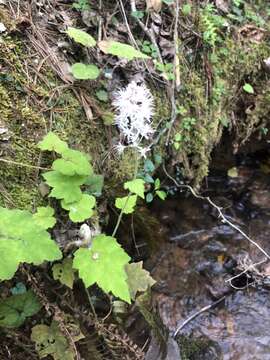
177,335,221,360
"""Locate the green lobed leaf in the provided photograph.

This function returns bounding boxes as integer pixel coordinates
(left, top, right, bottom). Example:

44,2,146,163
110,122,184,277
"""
0,290,41,328
31,320,76,360
33,206,56,229
71,63,100,80
66,27,96,47
43,171,86,204
124,179,145,199
61,194,96,222
0,207,62,280
125,262,156,300
52,148,92,177
98,40,150,60
95,90,108,102
37,132,68,154
52,259,75,289
115,195,137,214
73,235,131,303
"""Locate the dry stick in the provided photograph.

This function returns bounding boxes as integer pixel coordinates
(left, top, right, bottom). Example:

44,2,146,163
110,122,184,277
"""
163,165,270,261
0,158,50,171
173,296,226,338
166,0,180,145
129,0,164,65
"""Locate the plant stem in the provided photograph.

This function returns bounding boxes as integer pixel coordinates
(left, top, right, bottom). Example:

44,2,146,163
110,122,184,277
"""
112,152,139,237
85,287,97,321
0,158,50,171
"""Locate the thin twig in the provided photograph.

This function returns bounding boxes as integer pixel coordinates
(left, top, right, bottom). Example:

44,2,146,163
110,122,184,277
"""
166,0,180,145
163,165,270,261
0,158,50,171
173,296,226,338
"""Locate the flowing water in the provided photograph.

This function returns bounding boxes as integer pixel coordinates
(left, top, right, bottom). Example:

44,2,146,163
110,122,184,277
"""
148,165,270,359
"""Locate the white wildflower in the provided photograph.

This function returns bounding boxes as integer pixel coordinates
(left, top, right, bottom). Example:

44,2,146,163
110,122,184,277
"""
113,81,155,148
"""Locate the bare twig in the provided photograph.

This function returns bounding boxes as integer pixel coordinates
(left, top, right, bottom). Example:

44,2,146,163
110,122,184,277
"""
173,296,226,338
163,165,270,261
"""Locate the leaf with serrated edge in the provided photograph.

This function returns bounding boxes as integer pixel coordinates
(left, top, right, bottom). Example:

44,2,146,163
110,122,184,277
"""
125,262,156,300
37,132,68,154
0,207,62,280
124,179,145,199
0,290,41,328
115,195,137,214
73,235,131,303
33,206,56,229
67,27,96,47
52,259,75,289
61,194,96,222
52,149,92,176
98,41,150,60
43,171,86,204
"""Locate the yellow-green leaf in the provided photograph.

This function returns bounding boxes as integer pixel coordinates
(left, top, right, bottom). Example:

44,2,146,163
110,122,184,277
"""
115,195,137,214
98,40,150,60
71,63,100,80
52,259,75,289
125,262,156,300
124,179,145,199
67,27,96,47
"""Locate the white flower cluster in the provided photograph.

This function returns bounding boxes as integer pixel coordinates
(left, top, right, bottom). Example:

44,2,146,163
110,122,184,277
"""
113,81,155,156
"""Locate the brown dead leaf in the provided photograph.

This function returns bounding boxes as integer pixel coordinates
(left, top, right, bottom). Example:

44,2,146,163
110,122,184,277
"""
146,0,162,12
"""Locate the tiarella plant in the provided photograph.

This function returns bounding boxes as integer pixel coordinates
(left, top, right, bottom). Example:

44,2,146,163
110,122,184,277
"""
0,132,156,306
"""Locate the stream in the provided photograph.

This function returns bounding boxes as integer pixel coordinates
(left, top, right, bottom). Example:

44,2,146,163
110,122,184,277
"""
147,162,270,359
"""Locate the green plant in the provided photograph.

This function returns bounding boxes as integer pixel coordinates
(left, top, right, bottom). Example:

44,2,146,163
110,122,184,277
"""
145,178,167,203
139,40,158,58
0,132,155,311
66,28,150,80
72,0,91,11
155,61,175,80
200,4,225,47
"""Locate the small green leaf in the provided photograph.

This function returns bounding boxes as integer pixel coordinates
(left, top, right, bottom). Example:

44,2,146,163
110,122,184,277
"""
182,3,192,15
73,235,131,303
61,194,96,222
154,154,162,165
52,148,92,176
156,190,167,200
84,174,104,196
243,83,254,94
66,27,96,47
174,142,180,150
96,90,108,102
144,174,155,184
131,10,145,19
124,179,145,199
227,167,238,178
0,290,41,328
52,259,75,289
115,195,137,214
98,40,150,60
125,262,156,300
146,192,154,203
174,133,182,142
154,178,160,190
43,171,86,204
144,159,155,173
71,63,100,80
37,132,68,154
33,206,56,229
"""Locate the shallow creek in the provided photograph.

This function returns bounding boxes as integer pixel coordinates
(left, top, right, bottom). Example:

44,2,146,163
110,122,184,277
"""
148,166,270,360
